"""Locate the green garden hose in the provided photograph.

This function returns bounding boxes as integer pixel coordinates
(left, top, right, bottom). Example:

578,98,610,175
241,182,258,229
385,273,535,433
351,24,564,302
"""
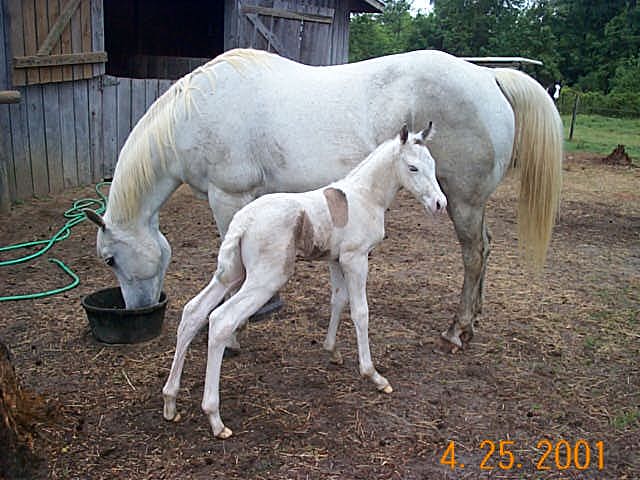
0,182,110,302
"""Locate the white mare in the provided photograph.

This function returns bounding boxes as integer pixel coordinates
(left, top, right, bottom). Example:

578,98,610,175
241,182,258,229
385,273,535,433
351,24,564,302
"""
161,125,447,438
86,48,563,351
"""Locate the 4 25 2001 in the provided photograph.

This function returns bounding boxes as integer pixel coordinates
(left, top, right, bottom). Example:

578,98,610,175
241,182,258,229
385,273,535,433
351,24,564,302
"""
440,439,604,471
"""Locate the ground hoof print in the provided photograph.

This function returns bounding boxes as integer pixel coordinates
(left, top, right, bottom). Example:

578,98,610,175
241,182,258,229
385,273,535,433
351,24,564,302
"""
215,426,233,439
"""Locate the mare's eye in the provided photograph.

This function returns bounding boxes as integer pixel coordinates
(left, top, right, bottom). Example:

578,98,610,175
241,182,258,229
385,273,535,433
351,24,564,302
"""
105,256,115,267
408,165,419,172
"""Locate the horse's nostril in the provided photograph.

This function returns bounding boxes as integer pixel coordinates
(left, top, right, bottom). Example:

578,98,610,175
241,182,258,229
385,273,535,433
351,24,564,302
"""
436,201,441,210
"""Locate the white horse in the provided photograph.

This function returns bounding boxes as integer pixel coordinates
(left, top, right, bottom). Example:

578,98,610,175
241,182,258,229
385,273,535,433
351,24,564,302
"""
161,125,447,438
86,48,563,351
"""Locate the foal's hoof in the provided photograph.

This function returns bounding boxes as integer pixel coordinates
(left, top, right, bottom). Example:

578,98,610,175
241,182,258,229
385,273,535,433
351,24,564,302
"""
249,294,284,322
329,349,343,365
380,384,393,394
215,426,233,439
163,397,178,421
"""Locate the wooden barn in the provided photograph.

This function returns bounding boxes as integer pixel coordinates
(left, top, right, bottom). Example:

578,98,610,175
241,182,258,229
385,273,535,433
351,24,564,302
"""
0,0,383,211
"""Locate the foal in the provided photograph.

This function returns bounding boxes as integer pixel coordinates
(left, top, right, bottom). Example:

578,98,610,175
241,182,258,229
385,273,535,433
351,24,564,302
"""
162,125,447,438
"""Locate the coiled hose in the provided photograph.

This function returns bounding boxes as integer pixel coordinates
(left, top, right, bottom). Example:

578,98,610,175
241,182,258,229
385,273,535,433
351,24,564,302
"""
0,182,110,302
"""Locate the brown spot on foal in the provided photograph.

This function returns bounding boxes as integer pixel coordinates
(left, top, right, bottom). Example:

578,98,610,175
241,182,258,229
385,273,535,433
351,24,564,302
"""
323,187,348,227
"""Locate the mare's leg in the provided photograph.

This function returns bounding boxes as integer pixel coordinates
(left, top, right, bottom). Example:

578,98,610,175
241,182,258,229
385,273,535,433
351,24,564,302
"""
340,253,392,394
323,261,349,365
162,274,241,421
441,202,491,351
202,280,280,438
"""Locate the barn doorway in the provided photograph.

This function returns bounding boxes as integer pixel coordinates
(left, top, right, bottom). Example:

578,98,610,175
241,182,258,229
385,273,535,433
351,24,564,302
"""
104,0,225,79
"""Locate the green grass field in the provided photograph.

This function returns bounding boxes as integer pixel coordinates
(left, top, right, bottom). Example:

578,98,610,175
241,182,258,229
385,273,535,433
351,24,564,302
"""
562,114,640,164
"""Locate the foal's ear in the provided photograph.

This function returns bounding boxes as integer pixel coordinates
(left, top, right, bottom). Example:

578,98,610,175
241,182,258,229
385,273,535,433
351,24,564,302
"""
420,121,435,142
84,209,106,230
399,124,409,144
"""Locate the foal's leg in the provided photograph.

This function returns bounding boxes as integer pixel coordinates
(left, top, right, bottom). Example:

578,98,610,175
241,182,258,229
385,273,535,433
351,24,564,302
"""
162,275,240,421
340,254,392,394
441,202,491,352
323,261,348,365
201,280,279,438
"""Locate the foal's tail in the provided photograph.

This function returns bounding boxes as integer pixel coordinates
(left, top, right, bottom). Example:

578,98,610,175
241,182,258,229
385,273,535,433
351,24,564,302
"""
494,68,563,269
215,222,246,286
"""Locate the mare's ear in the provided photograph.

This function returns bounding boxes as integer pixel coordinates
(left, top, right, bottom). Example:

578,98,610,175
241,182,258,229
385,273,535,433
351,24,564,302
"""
420,121,435,143
84,209,106,230
399,124,409,144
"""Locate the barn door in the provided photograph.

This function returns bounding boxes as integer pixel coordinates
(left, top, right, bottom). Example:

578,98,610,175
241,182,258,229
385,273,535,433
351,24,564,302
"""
7,0,106,86
235,0,335,65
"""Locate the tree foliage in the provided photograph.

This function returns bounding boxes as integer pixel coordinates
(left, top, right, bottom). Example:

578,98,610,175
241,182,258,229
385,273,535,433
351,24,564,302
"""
349,0,640,98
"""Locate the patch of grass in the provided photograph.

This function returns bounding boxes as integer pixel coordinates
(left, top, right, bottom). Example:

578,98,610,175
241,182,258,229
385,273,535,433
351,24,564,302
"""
611,408,640,430
562,114,640,164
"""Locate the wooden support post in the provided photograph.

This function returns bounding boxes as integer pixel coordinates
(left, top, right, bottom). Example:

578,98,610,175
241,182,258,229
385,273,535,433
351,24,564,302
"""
0,90,21,104
569,94,579,141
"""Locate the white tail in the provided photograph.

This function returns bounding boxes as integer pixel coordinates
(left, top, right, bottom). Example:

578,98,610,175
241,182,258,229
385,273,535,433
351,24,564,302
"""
495,68,563,269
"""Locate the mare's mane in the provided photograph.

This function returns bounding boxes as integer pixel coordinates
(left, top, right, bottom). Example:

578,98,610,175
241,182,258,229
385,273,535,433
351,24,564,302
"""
107,49,273,224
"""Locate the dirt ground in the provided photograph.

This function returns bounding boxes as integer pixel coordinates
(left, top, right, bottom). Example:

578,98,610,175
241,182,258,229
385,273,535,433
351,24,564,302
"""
0,152,638,479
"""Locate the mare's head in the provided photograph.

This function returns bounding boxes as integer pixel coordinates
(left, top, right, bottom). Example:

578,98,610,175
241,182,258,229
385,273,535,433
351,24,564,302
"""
86,211,172,309
395,123,447,215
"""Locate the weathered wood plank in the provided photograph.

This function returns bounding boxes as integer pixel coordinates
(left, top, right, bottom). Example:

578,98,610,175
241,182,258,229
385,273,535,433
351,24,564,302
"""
70,0,82,80
14,51,107,68
91,0,105,77
42,83,64,192
101,76,117,179
158,79,173,97
130,78,146,128
144,78,159,110
7,0,26,86
9,98,32,199
60,0,74,80
36,0,51,83
80,0,92,78
0,11,15,209
73,79,91,184
25,85,49,196
22,0,39,84
36,0,81,55
47,0,64,82
240,5,333,24
59,81,78,187
88,76,103,182
116,77,131,154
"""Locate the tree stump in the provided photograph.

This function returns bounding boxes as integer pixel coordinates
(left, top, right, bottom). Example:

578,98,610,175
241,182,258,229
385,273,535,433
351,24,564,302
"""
603,144,632,166
0,341,47,478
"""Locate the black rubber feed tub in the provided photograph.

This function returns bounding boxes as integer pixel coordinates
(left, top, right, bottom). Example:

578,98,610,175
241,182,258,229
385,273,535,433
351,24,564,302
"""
82,287,167,344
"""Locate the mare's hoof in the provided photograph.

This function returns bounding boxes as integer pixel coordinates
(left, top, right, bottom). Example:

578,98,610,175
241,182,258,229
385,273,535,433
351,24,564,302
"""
381,384,393,394
223,347,241,358
250,294,284,322
216,426,233,439
435,335,462,354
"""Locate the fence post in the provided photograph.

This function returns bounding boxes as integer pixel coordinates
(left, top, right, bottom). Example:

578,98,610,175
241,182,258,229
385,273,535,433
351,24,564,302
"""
569,94,579,141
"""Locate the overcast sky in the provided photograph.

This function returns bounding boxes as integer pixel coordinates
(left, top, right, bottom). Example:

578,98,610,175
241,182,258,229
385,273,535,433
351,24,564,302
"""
411,0,434,14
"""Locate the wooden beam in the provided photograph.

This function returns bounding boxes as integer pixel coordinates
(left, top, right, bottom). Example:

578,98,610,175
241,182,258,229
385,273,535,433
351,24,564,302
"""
36,0,82,56
244,14,286,56
14,52,107,68
241,5,333,24
0,91,22,104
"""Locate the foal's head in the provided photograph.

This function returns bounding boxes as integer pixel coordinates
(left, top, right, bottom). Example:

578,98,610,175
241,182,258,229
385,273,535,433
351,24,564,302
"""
395,123,447,214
